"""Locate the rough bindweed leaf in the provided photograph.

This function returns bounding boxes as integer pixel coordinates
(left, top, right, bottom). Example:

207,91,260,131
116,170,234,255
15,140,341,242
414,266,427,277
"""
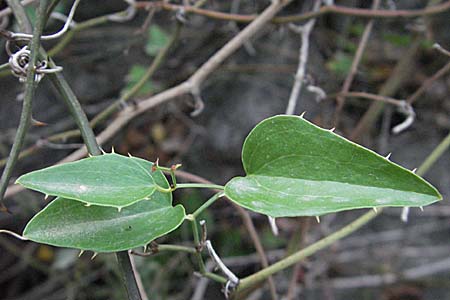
225,115,442,217
17,154,163,209
23,196,185,252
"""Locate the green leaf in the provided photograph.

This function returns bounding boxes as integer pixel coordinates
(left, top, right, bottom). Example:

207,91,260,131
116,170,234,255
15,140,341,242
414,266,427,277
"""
225,115,442,217
146,26,169,56
23,196,185,252
17,154,164,209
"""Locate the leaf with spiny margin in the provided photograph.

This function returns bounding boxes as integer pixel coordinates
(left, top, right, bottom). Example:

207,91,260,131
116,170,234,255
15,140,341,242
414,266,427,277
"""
225,115,442,217
16,154,163,209
23,196,185,252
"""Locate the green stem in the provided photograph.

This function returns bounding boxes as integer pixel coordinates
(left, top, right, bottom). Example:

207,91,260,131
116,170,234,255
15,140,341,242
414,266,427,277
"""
158,244,196,254
193,192,224,218
0,0,49,210
6,2,144,299
236,209,380,291
116,251,143,300
186,214,228,284
176,183,225,190
189,215,207,274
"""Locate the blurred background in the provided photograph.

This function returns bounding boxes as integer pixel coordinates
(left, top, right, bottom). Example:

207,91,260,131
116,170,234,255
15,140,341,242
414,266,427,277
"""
0,0,449,299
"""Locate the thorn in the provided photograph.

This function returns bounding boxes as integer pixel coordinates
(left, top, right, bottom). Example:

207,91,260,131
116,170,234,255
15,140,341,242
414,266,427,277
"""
78,250,85,257
117,206,122,212
100,148,106,154
300,111,306,118
31,118,47,127
315,216,320,223
91,252,98,260
84,203,91,207
419,206,424,212
127,152,133,158
143,244,148,253
329,127,335,132
88,153,93,157
412,168,417,173
373,207,378,213
385,153,392,160
111,146,115,153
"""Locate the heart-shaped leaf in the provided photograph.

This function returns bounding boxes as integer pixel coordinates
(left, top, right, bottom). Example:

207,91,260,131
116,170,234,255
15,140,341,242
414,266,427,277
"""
225,115,442,217
17,154,163,209
23,196,185,252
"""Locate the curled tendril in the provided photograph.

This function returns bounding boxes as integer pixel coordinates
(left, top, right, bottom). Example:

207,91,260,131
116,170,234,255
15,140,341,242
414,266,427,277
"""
7,44,62,83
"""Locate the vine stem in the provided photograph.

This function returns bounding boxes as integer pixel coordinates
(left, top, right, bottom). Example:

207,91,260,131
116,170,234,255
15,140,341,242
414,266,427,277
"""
0,0,49,211
5,2,143,299
186,213,228,284
117,251,143,300
236,209,380,292
193,192,224,218
176,183,225,190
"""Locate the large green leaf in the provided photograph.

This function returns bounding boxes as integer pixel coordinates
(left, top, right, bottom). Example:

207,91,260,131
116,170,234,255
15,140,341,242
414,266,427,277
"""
225,115,442,217
23,196,185,252
17,154,164,209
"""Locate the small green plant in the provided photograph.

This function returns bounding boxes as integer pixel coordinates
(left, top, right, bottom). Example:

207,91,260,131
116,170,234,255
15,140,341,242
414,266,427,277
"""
4,115,441,297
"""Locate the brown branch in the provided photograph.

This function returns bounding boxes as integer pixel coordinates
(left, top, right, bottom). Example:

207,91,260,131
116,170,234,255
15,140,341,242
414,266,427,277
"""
334,92,406,107
134,1,450,24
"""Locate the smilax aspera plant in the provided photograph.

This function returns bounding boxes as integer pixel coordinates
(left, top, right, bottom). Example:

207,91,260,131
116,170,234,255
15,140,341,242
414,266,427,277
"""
3,115,442,298
0,1,447,300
